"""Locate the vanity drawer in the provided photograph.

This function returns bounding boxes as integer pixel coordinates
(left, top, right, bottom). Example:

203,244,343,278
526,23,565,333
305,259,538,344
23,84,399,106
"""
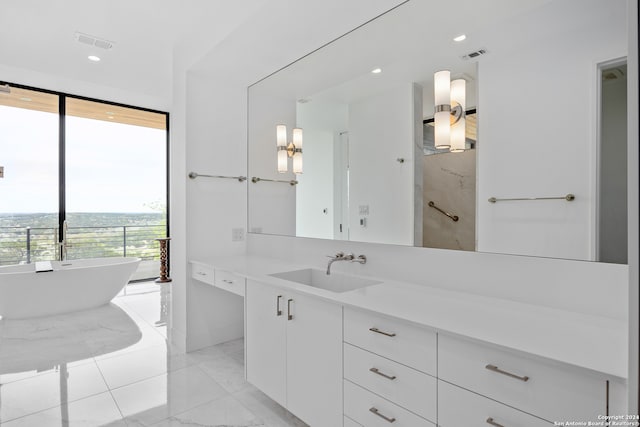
344,380,434,427
344,308,436,375
214,269,245,296
344,343,436,421
191,263,215,285
438,334,607,422
438,380,551,426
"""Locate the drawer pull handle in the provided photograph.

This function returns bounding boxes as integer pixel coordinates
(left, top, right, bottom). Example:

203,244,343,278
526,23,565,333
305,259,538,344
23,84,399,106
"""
485,364,530,382
287,299,293,320
486,417,505,427
369,367,396,380
196,271,206,276
222,279,234,284
369,327,396,337
276,295,283,316
369,407,396,423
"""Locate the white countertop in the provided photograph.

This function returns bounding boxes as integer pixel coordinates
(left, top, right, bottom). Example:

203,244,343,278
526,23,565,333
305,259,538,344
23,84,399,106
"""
191,255,628,379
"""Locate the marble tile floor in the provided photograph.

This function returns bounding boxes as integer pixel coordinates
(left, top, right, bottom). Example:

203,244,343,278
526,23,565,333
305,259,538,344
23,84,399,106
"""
0,282,308,427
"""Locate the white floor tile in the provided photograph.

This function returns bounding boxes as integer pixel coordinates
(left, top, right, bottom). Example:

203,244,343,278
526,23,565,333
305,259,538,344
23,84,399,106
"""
233,388,308,427
198,353,249,394
151,395,265,426
0,361,109,423
0,391,123,427
95,342,201,390
110,365,228,426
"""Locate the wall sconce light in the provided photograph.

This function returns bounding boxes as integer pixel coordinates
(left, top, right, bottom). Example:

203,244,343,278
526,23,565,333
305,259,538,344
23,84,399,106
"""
276,125,303,174
434,70,466,152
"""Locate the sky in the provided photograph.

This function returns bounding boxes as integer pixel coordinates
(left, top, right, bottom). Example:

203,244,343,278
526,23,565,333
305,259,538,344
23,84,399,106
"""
0,105,166,214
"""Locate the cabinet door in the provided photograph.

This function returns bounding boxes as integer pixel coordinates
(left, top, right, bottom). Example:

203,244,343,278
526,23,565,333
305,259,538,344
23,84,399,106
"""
245,280,287,406
286,291,343,427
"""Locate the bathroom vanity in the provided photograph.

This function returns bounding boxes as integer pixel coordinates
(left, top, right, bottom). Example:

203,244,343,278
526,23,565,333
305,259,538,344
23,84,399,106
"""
191,256,627,426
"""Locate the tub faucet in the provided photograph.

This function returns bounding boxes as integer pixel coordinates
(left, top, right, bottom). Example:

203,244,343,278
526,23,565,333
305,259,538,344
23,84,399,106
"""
326,252,354,275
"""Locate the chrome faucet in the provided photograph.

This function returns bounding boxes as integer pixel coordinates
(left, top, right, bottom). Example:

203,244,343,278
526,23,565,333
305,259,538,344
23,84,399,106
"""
326,252,353,275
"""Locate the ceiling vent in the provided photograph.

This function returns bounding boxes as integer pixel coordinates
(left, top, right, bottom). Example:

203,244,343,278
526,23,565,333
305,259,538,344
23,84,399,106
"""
461,49,487,60
74,32,115,50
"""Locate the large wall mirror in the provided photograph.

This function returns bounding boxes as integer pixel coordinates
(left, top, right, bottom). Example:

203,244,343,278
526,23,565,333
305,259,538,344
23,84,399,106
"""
248,0,628,263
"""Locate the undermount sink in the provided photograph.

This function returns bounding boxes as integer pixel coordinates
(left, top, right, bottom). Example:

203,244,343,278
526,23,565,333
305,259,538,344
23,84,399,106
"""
269,268,381,293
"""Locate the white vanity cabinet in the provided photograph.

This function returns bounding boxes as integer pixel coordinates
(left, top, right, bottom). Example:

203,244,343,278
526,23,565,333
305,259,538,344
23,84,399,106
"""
438,334,621,423
245,279,343,427
343,308,437,426
438,380,551,426
191,262,245,296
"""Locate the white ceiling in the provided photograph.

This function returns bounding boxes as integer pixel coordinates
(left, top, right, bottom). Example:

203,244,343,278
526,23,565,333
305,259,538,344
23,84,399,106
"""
0,0,406,108
0,0,268,105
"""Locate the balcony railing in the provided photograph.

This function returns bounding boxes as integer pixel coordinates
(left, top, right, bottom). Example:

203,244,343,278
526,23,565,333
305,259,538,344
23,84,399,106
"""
0,224,165,266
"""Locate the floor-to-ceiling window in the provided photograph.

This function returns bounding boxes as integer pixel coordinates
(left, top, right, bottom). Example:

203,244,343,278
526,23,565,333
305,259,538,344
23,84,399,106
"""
0,82,169,280
0,87,59,265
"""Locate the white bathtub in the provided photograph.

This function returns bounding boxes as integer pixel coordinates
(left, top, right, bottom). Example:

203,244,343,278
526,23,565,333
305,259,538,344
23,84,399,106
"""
0,257,140,319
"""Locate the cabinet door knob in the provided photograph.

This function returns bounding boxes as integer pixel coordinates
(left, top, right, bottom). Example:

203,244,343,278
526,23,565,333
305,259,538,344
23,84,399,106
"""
369,367,397,380
287,299,294,320
276,295,283,316
486,417,506,427
369,327,396,337
369,407,396,423
485,364,530,382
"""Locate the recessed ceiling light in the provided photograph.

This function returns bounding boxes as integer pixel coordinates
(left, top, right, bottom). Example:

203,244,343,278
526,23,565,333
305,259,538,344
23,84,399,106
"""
453,34,467,42
19,97,32,102
371,68,382,74
88,55,101,62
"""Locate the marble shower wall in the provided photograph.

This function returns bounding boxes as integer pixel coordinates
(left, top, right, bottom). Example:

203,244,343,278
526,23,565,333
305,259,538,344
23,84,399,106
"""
422,150,476,251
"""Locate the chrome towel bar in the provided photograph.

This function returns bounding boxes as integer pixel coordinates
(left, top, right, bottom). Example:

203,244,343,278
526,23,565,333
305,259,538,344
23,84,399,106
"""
251,176,298,186
428,201,459,222
488,194,575,203
188,172,247,182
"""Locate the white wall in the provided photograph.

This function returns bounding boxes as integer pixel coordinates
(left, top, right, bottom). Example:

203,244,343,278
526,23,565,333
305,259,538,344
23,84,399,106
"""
183,72,249,350
247,92,297,236
178,0,407,350
476,0,627,260
296,101,348,239
348,83,418,245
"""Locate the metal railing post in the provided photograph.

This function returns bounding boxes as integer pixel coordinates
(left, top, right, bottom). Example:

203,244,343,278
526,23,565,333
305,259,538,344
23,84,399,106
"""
26,227,31,264
123,226,127,257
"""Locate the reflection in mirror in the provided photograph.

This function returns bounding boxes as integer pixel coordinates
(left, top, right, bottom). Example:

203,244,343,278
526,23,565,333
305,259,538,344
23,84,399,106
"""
248,0,628,263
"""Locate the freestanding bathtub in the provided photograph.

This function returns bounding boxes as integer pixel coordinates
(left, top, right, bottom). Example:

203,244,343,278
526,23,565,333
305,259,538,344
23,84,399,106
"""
0,257,140,319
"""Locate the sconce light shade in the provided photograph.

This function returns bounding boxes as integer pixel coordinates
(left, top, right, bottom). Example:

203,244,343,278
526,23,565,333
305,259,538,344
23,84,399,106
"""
276,124,288,173
275,125,303,174
292,128,303,174
450,79,466,152
434,70,451,149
